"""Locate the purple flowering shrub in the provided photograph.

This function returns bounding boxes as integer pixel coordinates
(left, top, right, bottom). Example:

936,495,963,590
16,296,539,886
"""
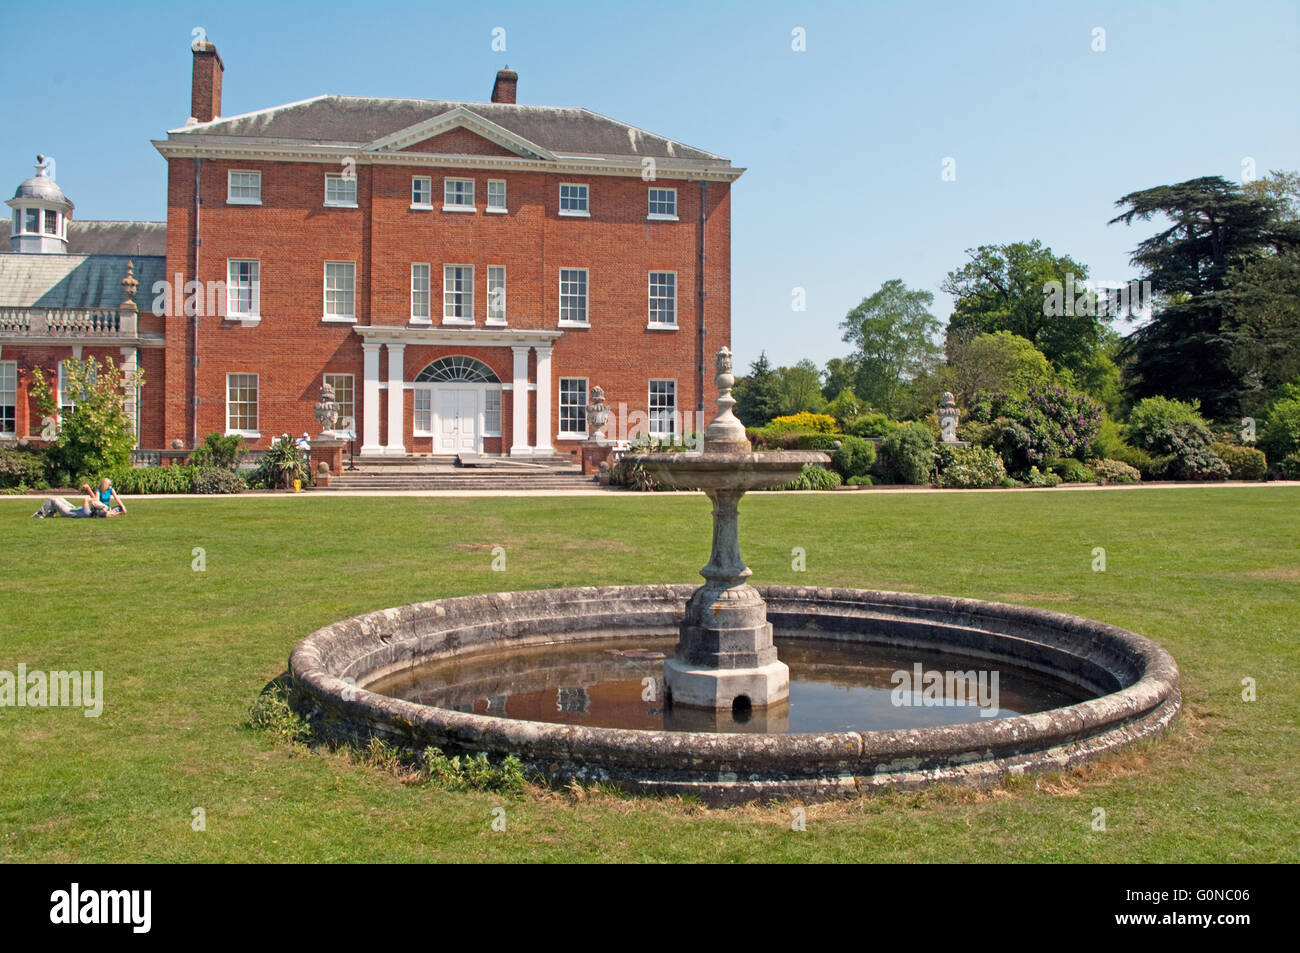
969,386,1102,471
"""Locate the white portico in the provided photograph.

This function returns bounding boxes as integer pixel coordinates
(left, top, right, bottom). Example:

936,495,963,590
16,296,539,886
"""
354,326,562,457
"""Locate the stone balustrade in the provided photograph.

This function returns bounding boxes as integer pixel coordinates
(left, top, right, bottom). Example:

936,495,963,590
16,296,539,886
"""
0,307,136,339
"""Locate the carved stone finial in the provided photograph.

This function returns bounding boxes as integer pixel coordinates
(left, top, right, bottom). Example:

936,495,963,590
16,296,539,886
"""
938,391,960,443
703,346,748,453
586,384,610,441
120,260,139,306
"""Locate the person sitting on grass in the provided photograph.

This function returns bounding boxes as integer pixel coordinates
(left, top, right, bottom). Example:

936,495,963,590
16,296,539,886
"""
80,478,127,516
31,478,126,519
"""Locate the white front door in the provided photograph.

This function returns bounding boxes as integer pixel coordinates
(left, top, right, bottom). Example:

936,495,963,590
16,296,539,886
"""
435,387,479,453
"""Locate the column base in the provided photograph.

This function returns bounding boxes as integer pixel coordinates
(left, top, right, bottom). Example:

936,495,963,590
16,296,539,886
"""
663,657,790,711
382,445,407,456
360,444,385,456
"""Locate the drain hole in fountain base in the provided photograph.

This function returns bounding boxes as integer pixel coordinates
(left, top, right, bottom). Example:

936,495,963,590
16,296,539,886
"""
732,695,752,722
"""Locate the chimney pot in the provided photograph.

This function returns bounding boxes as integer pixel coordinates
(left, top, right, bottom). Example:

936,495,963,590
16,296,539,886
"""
491,68,518,104
191,41,225,123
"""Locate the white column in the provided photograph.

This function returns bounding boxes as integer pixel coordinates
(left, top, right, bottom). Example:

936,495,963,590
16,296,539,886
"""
510,346,530,456
361,342,383,454
534,345,553,454
385,343,406,454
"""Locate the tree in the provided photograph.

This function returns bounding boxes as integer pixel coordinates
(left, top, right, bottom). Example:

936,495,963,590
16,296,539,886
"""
945,329,1052,403
840,279,941,416
775,360,826,416
1225,247,1300,410
1110,175,1299,418
732,351,782,427
941,240,1107,375
30,355,142,481
820,357,861,402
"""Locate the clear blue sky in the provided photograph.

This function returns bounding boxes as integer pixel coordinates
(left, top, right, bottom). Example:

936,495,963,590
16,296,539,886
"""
3,0,1297,371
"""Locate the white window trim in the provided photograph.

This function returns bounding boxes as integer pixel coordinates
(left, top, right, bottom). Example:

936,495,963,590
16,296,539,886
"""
647,187,679,221
483,387,503,437
410,262,432,324
0,360,17,437
486,265,507,326
225,373,260,438
649,378,678,436
486,179,507,214
443,177,476,212
323,174,359,209
225,259,261,323
558,182,590,218
323,373,356,438
558,267,590,328
557,376,589,440
227,170,262,206
322,260,357,324
443,264,475,326
411,176,434,210
648,270,679,330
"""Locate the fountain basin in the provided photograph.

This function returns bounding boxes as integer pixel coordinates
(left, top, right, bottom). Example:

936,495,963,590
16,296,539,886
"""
625,450,830,491
288,584,1180,805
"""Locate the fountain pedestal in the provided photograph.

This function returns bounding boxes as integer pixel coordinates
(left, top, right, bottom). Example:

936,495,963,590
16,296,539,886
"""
627,347,828,712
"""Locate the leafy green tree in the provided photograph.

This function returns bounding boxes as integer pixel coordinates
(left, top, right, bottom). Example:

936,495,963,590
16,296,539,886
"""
941,241,1107,375
945,329,1052,402
1226,246,1300,410
821,357,861,402
775,360,826,416
840,279,941,416
732,351,782,427
1110,175,1300,417
30,356,142,482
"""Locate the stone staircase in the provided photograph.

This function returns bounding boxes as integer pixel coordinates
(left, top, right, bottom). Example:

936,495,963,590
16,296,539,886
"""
317,455,601,491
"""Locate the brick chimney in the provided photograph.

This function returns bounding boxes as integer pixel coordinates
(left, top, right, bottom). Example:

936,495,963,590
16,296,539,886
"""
191,41,224,123
491,68,518,104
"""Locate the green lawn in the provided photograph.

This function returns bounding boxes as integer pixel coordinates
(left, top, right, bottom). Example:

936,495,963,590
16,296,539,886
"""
1,488,1296,862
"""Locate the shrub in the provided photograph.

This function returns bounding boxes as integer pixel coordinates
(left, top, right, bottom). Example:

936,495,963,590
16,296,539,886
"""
1210,443,1267,481
189,432,247,470
766,412,838,434
823,389,864,428
829,435,876,479
846,475,874,487
1047,457,1097,483
1144,422,1230,481
104,465,200,494
1259,398,1300,463
193,467,247,494
935,445,1007,488
1022,466,1061,488
250,436,310,489
1125,397,1210,449
877,422,935,485
795,433,843,451
30,356,142,482
1279,451,1300,480
845,413,897,439
1090,417,1139,462
0,445,48,489
969,385,1102,467
609,458,659,491
774,464,842,491
1092,459,1141,484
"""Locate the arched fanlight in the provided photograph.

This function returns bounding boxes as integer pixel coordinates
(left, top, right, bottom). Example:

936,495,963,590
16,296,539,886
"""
413,355,500,383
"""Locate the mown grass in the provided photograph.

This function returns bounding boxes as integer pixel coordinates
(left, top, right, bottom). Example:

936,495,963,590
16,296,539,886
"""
1,487,1296,862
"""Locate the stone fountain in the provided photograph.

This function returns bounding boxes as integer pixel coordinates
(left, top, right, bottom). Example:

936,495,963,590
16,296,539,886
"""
625,348,828,713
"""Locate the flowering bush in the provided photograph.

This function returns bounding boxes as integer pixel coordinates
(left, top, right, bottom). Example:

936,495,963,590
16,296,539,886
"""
1092,459,1141,484
970,385,1102,470
765,412,838,434
935,444,1006,488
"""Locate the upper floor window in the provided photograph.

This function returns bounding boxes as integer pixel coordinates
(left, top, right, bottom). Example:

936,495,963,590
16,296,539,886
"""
0,361,17,435
648,188,678,220
43,209,60,234
487,179,507,212
444,178,475,211
24,208,39,233
323,261,356,321
324,174,358,207
412,176,433,208
649,272,677,327
487,266,507,325
227,170,262,205
226,259,260,318
559,268,589,326
444,265,474,323
559,183,589,217
411,263,431,322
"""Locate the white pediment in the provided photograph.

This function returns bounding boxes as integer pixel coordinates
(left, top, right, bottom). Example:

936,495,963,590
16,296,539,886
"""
363,105,556,161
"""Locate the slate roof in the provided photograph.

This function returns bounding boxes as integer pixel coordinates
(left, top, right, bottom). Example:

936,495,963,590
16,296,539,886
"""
0,253,165,310
67,221,167,257
169,96,732,165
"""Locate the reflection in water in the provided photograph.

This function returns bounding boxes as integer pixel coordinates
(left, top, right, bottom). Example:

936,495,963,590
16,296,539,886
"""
365,636,1090,735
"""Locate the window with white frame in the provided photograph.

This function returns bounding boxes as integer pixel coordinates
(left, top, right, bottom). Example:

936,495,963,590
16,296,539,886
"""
323,373,354,435
484,389,502,436
648,188,677,219
443,265,474,322
487,266,506,324
10,209,18,235
649,272,676,327
413,389,432,434
323,261,356,320
412,176,433,208
649,379,677,436
227,171,261,204
58,360,76,417
559,268,588,325
43,209,60,234
487,179,507,212
0,361,16,435
226,259,260,318
444,178,475,210
559,183,589,216
411,263,431,321
226,373,259,435
24,208,39,233
324,174,357,206
559,378,588,437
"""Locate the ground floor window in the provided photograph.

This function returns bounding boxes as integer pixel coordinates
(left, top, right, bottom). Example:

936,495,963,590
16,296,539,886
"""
559,377,588,437
226,373,259,435
413,389,432,435
649,379,676,436
324,373,354,435
484,388,502,436
0,361,16,434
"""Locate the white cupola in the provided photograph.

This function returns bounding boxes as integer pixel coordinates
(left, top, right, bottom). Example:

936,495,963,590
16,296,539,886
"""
7,155,74,253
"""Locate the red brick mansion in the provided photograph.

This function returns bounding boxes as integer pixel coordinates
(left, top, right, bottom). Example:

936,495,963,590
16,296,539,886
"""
0,41,741,460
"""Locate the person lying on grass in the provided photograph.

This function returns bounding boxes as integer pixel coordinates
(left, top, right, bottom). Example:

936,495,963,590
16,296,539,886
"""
32,478,127,519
